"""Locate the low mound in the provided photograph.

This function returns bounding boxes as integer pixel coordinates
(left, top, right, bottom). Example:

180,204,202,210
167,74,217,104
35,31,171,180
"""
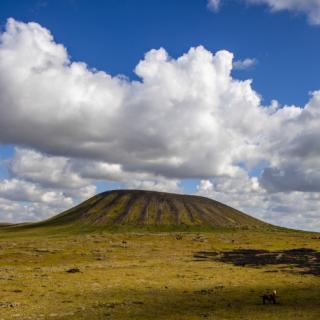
38,190,268,228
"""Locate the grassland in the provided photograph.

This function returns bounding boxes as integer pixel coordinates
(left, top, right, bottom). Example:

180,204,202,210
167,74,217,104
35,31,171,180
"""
0,225,320,320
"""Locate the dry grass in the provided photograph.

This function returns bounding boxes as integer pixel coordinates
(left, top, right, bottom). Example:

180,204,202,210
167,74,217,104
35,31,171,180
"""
0,227,319,319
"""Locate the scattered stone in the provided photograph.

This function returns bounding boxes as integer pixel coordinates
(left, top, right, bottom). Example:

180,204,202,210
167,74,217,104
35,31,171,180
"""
34,249,51,253
195,289,214,295
215,284,224,289
66,268,80,273
200,313,209,318
95,255,106,260
0,302,19,308
131,301,144,305
121,240,127,248
192,234,207,242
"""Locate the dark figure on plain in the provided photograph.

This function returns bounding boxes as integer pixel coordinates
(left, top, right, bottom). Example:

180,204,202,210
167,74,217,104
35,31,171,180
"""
261,290,277,304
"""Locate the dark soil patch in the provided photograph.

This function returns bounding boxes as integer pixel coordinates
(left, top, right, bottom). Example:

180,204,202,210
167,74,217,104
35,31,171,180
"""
194,248,320,276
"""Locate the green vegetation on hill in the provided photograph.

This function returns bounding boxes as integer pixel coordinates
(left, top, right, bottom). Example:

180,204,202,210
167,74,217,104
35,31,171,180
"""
29,190,269,229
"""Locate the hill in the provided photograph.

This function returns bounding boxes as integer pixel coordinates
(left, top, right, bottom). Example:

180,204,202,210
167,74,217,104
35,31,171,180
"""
36,189,268,229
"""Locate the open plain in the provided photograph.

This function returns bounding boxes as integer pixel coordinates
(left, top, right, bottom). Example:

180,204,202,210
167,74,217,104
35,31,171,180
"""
0,225,320,320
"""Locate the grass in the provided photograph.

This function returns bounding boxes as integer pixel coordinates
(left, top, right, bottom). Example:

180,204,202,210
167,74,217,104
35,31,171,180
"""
0,225,319,319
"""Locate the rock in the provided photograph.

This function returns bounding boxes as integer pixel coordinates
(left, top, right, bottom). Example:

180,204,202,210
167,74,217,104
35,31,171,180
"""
195,288,214,295
215,284,224,289
0,302,19,308
132,301,144,305
66,268,80,273
192,234,207,242
200,313,209,318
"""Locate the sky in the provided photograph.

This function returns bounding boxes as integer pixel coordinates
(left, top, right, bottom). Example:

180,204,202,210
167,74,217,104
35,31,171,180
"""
1,0,320,230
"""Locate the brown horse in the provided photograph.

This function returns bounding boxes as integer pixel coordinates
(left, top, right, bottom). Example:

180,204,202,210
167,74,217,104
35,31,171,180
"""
261,290,277,304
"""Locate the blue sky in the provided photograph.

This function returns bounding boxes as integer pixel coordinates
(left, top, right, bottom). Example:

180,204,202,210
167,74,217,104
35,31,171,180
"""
1,0,320,230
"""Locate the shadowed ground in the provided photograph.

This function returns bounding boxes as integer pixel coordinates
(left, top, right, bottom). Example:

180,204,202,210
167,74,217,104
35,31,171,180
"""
194,248,320,276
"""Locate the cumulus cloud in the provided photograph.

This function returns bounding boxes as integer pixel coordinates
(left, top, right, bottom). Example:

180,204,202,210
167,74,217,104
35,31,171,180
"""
196,174,320,231
1,19,320,230
246,0,320,25
256,91,320,195
0,18,270,180
0,147,98,222
260,164,320,193
0,197,69,223
209,0,320,25
0,177,76,223
233,58,257,70
7,148,98,199
0,178,73,205
9,148,90,189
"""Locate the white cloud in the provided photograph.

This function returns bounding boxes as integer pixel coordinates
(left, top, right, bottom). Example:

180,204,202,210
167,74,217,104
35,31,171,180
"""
8,148,98,200
0,19,268,180
0,178,72,205
0,148,98,222
233,58,257,70
246,0,320,25
0,197,68,223
124,178,181,193
207,0,221,11
9,148,90,189
196,174,320,232
70,158,181,192
209,0,320,25
0,177,76,223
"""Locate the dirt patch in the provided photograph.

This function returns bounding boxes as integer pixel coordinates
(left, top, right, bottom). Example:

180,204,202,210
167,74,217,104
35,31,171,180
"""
194,248,320,276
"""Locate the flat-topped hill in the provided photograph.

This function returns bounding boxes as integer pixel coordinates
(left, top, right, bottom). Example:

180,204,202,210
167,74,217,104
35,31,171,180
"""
36,190,268,229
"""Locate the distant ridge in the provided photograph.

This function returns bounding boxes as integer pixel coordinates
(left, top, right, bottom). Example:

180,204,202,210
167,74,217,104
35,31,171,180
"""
36,190,268,228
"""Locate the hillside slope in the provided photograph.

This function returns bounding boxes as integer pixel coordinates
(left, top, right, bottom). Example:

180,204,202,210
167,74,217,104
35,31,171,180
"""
37,190,268,228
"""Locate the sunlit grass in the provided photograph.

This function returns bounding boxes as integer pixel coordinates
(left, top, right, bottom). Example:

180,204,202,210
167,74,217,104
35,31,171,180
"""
0,226,319,319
